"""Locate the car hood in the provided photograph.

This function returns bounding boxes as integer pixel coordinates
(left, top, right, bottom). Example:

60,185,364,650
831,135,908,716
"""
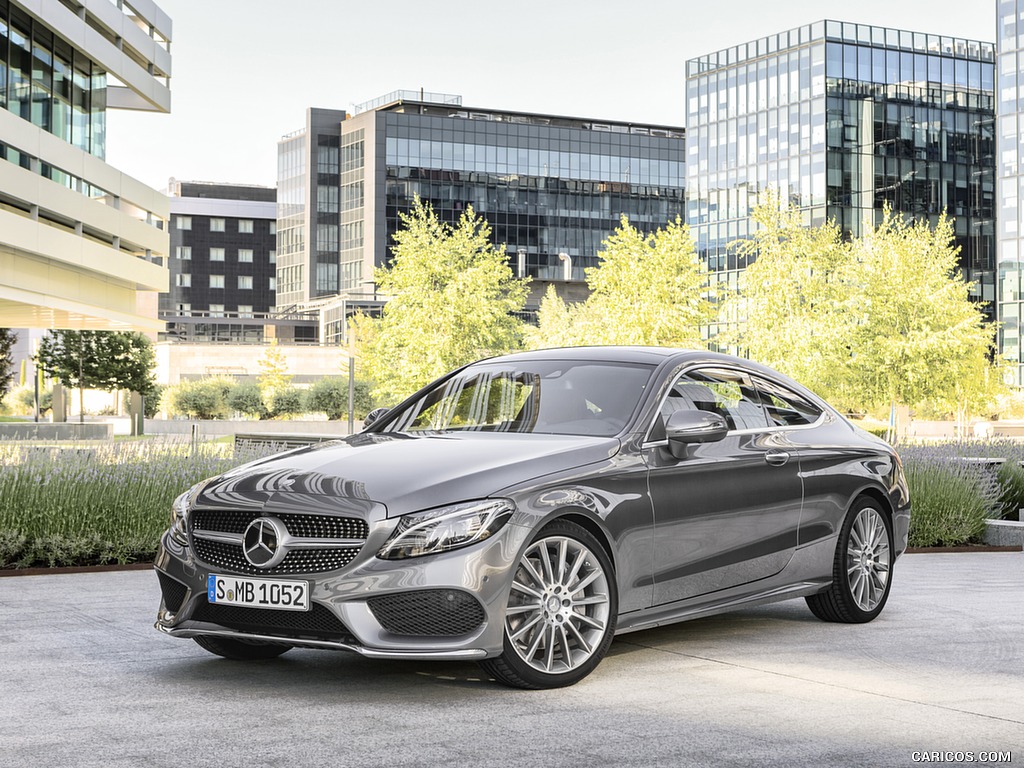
195,432,622,517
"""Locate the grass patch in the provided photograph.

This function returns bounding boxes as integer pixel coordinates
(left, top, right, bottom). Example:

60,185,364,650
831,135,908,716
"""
0,438,280,568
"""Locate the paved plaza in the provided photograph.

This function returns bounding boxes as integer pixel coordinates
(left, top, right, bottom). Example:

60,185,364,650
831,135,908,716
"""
1,553,1021,767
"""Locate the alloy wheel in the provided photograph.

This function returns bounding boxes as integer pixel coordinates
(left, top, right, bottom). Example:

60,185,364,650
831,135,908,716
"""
505,535,611,675
845,506,891,612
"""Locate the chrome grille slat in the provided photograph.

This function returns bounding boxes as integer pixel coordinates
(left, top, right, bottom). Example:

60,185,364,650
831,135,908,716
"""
190,509,367,575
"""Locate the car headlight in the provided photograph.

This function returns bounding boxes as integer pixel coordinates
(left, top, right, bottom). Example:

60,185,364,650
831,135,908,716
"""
169,483,204,546
377,499,514,560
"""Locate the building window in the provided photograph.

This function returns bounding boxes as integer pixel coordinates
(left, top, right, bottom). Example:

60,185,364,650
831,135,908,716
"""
176,274,191,287
238,249,253,263
210,218,225,232
269,249,277,264
176,216,192,230
176,303,191,313
239,219,254,234
176,246,192,260
210,247,225,261
269,221,277,235
269,277,277,290
238,305,253,318
209,304,225,317
238,276,253,290
210,275,225,289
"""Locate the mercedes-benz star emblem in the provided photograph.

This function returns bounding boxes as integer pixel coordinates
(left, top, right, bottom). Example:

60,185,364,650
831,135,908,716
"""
242,517,288,569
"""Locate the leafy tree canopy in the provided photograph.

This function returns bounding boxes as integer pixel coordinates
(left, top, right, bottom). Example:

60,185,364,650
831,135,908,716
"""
724,196,1001,416
36,330,156,395
362,197,528,405
526,216,714,350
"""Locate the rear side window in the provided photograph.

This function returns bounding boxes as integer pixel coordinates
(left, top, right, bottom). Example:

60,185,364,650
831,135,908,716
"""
753,376,823,427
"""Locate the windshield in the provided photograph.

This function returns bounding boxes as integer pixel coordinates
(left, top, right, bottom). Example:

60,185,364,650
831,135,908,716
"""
384,360,655,437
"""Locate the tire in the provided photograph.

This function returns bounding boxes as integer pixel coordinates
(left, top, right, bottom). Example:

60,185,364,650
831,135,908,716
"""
193,635,292,660
806,497,893,623
480,519,617,689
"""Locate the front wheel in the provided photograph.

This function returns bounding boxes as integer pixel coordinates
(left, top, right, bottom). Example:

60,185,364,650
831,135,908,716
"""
193,635,291,660
806,498,893,623
480,519,617,689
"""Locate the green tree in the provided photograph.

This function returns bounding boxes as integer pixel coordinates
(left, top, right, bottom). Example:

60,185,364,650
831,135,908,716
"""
844,209,999,424
526,216,714,349
727,199,1001,426
227,381,269,419
305,377,373,420
160,377,234,420
36,330,157,418
257,342,292,394
0,328,15,404
362,197,528,404
721,197,853,401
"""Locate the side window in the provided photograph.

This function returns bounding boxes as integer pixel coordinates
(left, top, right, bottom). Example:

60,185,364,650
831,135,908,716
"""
652,367,768,440
753,376,823,427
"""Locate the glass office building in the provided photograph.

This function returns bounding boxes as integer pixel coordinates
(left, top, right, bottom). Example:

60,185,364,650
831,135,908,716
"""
998,0,1024,383
686,21,996,339
278,92,686,327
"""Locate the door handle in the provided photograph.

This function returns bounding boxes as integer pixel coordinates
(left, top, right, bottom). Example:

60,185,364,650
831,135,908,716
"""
764,449,790,466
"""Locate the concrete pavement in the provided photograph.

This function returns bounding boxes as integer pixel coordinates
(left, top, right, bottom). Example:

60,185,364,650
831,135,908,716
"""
1,553,1022,768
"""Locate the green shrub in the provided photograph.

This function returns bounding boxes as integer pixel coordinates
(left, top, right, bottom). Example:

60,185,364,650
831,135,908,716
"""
11,386,51,416
305,377,373,420
143,385,163,419
0,438,280,568
264,386,304,418
161,377,234,419
227,381,268,419
904,459,992,547
996,460,1024,520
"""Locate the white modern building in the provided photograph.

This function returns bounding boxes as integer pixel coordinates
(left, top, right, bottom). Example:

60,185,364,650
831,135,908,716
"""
0,0,172,332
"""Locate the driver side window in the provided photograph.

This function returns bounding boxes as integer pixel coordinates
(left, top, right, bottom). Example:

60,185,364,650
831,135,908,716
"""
651,367,769,440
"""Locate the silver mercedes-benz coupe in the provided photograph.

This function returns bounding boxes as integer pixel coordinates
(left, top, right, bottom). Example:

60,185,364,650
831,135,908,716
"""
154,347,910,689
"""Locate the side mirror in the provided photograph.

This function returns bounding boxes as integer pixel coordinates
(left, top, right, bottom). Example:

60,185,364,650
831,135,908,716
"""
664,409,728,458
363,407,389,428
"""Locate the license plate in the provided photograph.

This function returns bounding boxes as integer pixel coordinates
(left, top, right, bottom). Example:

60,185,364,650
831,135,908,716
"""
207,574,310,611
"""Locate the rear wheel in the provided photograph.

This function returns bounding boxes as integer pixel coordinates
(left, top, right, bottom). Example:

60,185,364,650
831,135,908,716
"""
806,498,893,623
193,635,291,660
480,519,617,689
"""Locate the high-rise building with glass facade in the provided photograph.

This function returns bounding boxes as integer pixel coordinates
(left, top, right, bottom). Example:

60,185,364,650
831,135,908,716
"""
0,0,171,331
277,92,686,340
686,20,995,339
998,0,1024,383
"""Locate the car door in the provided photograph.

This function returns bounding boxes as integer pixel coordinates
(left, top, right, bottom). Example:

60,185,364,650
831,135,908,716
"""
645,366,804,606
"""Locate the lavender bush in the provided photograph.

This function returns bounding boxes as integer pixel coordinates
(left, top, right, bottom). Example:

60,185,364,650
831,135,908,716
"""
896,440,1022,547
0,438,281,568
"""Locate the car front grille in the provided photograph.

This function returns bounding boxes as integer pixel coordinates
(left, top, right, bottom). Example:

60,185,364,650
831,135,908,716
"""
192,510,368,539
367,589,486,636
190,598,357,644
193,537,361,576
190,509,367,575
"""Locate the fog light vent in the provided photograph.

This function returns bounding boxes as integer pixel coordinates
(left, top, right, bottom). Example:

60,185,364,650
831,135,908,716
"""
367,589,485,636
156,571,189,613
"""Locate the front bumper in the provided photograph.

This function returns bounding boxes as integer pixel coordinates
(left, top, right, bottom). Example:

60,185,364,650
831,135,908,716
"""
154,519,531,661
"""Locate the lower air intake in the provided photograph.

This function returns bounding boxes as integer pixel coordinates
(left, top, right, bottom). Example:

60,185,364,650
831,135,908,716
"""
367,589,486,636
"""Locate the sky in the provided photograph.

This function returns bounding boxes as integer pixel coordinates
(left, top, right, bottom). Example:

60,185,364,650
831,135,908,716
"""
105,0,997,191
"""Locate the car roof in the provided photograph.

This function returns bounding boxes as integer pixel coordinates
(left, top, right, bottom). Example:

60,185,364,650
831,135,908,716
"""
487,346,696,366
